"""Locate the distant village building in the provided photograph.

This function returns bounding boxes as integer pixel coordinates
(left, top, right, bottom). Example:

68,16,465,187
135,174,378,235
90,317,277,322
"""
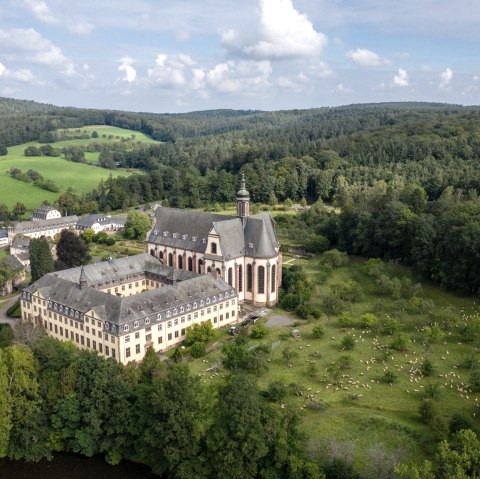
146,175,282,306
76,214,126,234
31,205,62,222
21,254,238,363
8,216,78,241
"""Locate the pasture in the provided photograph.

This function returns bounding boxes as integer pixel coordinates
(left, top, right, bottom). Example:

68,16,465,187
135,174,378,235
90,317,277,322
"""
188,254,480,470
0,125,156,211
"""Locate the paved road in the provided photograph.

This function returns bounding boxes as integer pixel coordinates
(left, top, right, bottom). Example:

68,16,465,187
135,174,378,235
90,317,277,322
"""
0,293,20,328
265,312,297,328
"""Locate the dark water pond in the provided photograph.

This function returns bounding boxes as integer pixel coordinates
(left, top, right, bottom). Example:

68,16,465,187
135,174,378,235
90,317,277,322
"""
0,454,156,479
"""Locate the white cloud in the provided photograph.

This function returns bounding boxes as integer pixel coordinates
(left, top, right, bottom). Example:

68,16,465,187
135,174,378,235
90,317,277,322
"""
439,67,453,88
18,0,58,24
118,57,136,83
333,83,353,93
0,61,37,83
392,68,409,87
147,54,195,88
68,21,94,36
346,48,389,67
223,0,327,59
205,60,272,93
0,28,75,75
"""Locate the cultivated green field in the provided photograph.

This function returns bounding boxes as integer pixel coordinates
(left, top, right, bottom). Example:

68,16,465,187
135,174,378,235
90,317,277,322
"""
0,125,157,211
188,254,480,471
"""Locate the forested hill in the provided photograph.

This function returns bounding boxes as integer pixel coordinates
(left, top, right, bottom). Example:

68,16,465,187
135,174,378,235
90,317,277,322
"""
2,97,480,204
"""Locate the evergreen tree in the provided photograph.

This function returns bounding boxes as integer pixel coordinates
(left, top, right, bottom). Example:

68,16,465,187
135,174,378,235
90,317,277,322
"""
29,238,54,282
56,230,90,268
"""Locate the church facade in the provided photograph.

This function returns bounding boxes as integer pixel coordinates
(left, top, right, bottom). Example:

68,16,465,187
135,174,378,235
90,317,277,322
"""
146,176,282,306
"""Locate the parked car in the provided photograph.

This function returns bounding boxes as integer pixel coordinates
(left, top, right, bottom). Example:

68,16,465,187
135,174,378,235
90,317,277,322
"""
229,326,239,336
241,315,259,328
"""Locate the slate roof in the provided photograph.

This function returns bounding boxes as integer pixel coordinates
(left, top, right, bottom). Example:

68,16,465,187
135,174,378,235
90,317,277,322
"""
24,253,234,331
11,236,30,251
5,254,24,270
13,215,78,233
148,207,278,259
33,205,58,215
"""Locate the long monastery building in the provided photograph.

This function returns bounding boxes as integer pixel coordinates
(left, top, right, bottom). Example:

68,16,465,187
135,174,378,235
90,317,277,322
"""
21,254,238,364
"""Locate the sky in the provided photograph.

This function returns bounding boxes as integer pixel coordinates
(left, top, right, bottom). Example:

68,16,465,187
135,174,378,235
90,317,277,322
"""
0,0,479,113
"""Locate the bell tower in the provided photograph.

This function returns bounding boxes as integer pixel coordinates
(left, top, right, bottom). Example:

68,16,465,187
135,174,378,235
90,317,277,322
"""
236,173,250,226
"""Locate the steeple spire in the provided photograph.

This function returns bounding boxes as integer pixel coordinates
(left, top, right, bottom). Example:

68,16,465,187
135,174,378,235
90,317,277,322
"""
236,173,250,225
79,265,87,290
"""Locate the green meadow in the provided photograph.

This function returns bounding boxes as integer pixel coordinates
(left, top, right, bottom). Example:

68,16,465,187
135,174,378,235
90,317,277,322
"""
0,125,157,211
188,254,480,469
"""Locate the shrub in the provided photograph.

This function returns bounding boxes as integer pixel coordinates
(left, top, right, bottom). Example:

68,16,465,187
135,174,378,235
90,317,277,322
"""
360,313,377,329
0,324,14,348
419,399,439,424
423,383,441,400
282,347,299,362
185,321,214,346
382,317,400,335
421,358,434,376
381,371,397,384
321,249,349,268
250,323,269,339
449,412,473,434
338,355,352,370
323,295,345,315
264,380,288,402
338,312,355,328
341,335,355,350
331,280,362,302
6,300,21,318
189,341,206,358
390,333,410,351
424,323,446,343
104,237,116,246
296,303,311,319
312,324,325,339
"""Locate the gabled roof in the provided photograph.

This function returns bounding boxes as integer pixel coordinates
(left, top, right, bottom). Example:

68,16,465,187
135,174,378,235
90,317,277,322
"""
148,207,278,259
14,215,78,233
11,236,30,250
24,254,234,328
148,207,237,253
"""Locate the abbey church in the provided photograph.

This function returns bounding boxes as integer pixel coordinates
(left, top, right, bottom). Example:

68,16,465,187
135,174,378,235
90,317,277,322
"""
146,176,282,306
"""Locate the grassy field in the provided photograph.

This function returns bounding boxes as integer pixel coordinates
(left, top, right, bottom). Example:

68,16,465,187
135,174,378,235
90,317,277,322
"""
0,125,157,211
187,254,480,470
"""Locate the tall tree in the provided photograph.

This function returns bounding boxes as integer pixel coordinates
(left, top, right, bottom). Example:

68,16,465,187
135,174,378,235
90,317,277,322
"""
0,350,12,457
124,211,151,241
56,230,90,268
29,237,54,282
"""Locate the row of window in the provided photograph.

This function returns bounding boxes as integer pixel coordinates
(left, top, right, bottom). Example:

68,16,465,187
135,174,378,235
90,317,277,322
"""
122,296,235,332
44,320,116,357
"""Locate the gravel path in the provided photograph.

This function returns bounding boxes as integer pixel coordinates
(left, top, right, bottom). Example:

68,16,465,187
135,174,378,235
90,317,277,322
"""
265,313,297,328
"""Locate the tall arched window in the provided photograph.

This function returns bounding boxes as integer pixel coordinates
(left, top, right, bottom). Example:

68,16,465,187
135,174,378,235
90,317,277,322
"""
178,254,183,269
247,264,253,292
159,251,164,260
228,267,233,286
150,249,155,257
168,253,173,267
238,265,243,292
207,266,212,273
198,259,203,273
271,265,276,293
257,266,265,294
188,257,193,271
211,242,217,254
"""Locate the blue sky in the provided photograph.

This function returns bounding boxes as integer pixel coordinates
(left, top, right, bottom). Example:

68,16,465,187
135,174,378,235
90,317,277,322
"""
0,0,479,113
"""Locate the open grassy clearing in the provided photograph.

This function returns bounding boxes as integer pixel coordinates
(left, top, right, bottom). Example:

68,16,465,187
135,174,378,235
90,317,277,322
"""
187,254,480,468
0,125,157,210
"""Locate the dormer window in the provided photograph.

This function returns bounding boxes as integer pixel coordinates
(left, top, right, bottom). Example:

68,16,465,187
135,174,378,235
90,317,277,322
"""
193,302,197,309
163,231,168,237
105,323,110,330
182,234,187,240
248,242,254,248
166,310,171,318
157,313,162,321
192,236,197,242
145,317,150,325
134,321,139,328
173,308,177,316
206,298,210,305
180,306,184,313
200,300,204,307
186,304,191,311
124,324,129,332
211,242,217,254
